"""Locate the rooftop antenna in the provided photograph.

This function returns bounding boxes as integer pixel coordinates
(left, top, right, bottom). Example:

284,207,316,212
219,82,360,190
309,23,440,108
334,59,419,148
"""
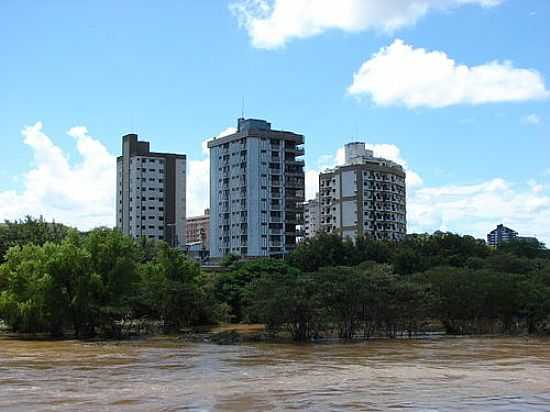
241,96,245,119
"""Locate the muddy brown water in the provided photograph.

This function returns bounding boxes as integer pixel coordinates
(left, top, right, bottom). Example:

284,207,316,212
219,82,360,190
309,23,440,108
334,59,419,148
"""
0,336,549,411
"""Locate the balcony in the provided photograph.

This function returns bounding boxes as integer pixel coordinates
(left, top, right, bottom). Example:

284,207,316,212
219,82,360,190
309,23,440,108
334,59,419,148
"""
285,159,305,167
285,170,305,178
285,145,305,156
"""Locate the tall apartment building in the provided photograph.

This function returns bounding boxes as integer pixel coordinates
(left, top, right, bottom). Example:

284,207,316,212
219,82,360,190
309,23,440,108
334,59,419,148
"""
187,209,209,248
116,134,186,248
487,224,518,247
319,142,406,241
303,193,320,239
208,118,305,258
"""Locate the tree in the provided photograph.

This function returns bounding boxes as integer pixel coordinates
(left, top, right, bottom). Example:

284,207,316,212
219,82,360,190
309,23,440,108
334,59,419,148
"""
289,233,352,272
81,228,142,336
314,266,369,339
247,267,320,341
214,258,295,323
137,243,203,331
0,216,69,263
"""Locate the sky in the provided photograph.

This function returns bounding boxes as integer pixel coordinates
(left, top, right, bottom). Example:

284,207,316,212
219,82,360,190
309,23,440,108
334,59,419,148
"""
0,0,549,243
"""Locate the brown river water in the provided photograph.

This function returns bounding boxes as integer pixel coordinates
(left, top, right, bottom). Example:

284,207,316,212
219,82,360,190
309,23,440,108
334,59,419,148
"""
0,336,549,411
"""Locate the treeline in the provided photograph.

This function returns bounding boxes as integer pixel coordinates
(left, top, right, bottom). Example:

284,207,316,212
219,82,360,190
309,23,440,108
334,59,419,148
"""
216,233,550,340
1,218,550,341
0,216,70,263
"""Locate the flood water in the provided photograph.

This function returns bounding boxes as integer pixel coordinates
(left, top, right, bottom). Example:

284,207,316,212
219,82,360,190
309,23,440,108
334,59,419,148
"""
0,336,549,411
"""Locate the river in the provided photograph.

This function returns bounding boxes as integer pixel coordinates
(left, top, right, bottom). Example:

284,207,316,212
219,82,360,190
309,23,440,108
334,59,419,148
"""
0,336,549,411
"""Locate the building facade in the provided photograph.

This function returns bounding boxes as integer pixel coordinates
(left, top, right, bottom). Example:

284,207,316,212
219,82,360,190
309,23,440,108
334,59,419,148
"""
187,209,209,248
303,193,320,239
208,118,305,258
116,134,186,248
319,142,406,241
486,224,518,247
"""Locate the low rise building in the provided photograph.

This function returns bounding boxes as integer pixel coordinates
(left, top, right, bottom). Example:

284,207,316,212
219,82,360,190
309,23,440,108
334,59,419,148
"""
187,209,209,248
487,224,518,247
302,193,320,239
487,224,543,248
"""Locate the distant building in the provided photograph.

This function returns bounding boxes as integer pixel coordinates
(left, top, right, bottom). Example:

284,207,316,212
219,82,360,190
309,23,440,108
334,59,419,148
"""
187,209,209,249
319,142,406,241
208,118,305,258
487,224,518,247
303,193,320,239
116,134,186,248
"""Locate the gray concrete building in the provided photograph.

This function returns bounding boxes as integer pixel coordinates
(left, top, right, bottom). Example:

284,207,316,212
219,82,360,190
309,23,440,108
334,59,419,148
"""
303,193,321,239
319,142,406,241
116,134,186,248
208,118,305,258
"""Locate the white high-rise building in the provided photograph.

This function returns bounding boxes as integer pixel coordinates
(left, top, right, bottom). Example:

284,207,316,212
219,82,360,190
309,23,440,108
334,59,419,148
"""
208,118,305,258
116,134,186,248
319,142,406,241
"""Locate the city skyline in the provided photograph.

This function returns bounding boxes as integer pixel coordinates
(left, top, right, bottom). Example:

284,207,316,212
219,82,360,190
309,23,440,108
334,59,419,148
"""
1,1,549,243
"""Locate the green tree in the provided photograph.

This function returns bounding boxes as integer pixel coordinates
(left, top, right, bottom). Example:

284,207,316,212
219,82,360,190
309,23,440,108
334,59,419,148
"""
83,228,141,335
137,243,203,331
214,258,294,322
247,267,320,341
289,233,351,272
0,216,69,263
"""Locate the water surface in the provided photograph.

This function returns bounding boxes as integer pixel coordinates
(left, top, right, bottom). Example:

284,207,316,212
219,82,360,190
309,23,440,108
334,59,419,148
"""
1,336,549,411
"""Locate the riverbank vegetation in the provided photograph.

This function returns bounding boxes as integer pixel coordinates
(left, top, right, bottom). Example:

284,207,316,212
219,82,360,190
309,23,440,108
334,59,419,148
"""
1,217,549,341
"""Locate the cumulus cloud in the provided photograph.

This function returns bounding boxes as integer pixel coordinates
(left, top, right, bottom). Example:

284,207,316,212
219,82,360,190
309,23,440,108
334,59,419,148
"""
0,123,238,225
522,113,542,125
0,122,116,229
348,39,550,108
408,178,550,243
187,152,210,217
216,127,238,139
231,0,501,49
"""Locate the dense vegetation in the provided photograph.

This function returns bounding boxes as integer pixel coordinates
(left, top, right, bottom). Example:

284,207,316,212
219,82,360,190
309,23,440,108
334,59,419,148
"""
0,218,221,338
219,233,550,340
1,218,549,341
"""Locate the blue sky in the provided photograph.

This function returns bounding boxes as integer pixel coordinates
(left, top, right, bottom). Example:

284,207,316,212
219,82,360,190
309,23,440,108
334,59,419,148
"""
1,0,549,242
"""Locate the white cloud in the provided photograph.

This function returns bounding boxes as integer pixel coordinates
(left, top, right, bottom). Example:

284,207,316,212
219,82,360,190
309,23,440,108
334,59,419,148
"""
522,113,542,125
0,122,116,229
187,150,210,217
408,178,550,243
348,39,550,108
528,179,544,194
216,127,238,139
231,0,501,49
0,122,236,226
305,169,320,200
